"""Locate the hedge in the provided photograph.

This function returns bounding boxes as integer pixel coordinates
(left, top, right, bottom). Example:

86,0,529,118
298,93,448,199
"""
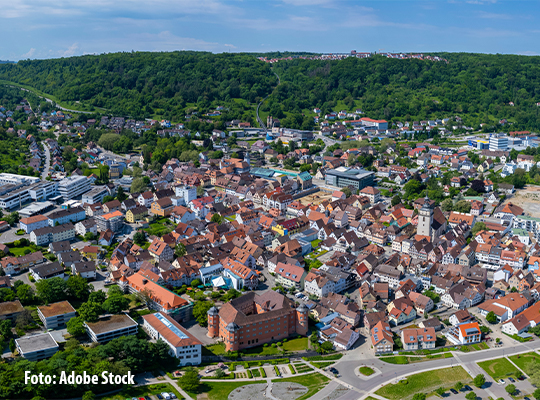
289,364,296,374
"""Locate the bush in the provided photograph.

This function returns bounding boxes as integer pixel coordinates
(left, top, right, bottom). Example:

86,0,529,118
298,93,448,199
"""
271,343,277,348
289,364,296,374
260,368,266,378
263,343,268,347
277,342,282,346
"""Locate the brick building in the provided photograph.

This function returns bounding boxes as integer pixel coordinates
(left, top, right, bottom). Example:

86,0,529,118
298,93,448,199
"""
207,291,308,352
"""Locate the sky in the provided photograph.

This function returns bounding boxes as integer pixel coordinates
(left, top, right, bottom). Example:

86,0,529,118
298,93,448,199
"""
0,0,539,60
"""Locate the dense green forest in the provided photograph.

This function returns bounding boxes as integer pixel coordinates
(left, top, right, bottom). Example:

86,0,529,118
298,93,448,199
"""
2,52,540,129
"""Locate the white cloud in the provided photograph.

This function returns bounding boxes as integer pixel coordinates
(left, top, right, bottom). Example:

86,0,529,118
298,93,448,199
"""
478,11,514,19
59,43,79,57
21,48,35,58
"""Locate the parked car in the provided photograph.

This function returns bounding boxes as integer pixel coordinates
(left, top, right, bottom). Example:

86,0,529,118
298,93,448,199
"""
169,394,177,399
156,395,163,400
450,389,458,395
509,377,515,383
498,379,505,384
518,375,526,381
464,385,472,391
161,393,171,400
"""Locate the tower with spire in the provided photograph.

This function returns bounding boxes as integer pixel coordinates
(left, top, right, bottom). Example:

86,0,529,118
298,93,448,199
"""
417,195,434,238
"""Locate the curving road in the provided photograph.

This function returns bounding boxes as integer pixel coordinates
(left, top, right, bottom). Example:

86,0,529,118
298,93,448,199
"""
6,84,95,114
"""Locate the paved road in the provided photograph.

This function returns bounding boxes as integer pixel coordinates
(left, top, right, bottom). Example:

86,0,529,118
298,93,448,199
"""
333,339,540,400
0,227,29,244
41,142,51,180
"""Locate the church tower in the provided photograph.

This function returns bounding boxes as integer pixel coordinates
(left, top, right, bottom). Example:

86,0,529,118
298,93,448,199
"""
417,195,433,238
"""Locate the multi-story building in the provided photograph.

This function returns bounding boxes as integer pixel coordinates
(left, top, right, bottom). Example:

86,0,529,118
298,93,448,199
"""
75,218,97,236
15,332,59,361
126,206,148,223
96,210,124,232
489,134,509,151
325,167,374,190
401,327,436,351
274,262,306,290
0,173,40,186
0,300,24,321
0,252,46,275
37,301,76,329
148,238,174,262
371,320,394,355
142,312,202,366
359,186,381,203
175,186,197,206
445,322,482,345
58,175,91,200
84,314,138,343
0,186,32,210
19,215,49,234
207,291,308,352
28,181,59,201
46,207,86,226
30,223,75,246
81,186,109,205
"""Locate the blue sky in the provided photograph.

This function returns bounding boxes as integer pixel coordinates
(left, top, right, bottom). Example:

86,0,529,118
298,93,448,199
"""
1,0,539,60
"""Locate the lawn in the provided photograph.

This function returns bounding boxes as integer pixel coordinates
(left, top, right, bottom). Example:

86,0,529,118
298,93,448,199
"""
202,342,226,356
100,383,180,400
303,354,343,362
241,344,281,356
144,218,174,237
375,367,471,400
359,366,375,376
311,361,336,369
275,373,330,400
185,381,265,400
9,246,36,257
311,239,322,248
478,357,521,380
282,337,308,352
509,352,540,373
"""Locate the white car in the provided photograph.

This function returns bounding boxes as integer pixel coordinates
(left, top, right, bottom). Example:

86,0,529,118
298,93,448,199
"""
161,393,171,400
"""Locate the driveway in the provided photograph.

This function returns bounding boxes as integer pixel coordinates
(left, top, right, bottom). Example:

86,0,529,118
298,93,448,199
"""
0,227,29,244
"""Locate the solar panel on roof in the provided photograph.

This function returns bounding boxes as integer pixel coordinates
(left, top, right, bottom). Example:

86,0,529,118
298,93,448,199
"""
155,313,189,340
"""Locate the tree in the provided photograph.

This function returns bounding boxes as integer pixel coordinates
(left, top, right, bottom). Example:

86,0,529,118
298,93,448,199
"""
133,231,146,246
67,275,93,301
435,387,445,396
214,368,225,378
471,222,487,236
320,341,334,353
471,180,485,193
196,185,205,196
533,387,540,399
391,195,401,207
78,302,102,322
67,316,87,337
454,200,471,213
102,295,130,314
454,381,464,391
526,360,540,387
116,186,127,202
412,394,426,400
0,287,15,302
191,279,202,288
175,243,187,258
82,391,95,400
193,301,213,326
485,311,497,324
505,384,517,395
102,195,114,204
473,374,485,388
341,187,352,198
131,177,148,193
179,368,200,392
16,284,34,305
15,309,33,329
210,213,222,224
465,392,476,400
35,277,68,304
441,198,454,212
0,319,12,338
84,232,96,241
88,290,106,304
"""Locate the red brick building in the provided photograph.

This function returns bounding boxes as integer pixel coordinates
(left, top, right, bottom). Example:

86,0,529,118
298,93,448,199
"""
207,291,308,351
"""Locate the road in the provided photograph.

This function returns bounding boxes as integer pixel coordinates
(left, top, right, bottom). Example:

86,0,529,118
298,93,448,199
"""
41,142,51,180
333,339,540,400
10,85,96,114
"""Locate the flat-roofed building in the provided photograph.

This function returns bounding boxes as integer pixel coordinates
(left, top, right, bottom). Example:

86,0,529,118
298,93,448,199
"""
0,186,31,210
325,167,375,190
15,332,59,361
37,301,76,329
0,300,24,321
81,186,109,205
58,175,91,200
142,312,202,365
28,181,58,201
84,314,138,343
0,173,40,186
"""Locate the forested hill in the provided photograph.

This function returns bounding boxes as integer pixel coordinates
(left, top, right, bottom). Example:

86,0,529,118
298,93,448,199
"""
268,53,540,130
2,51,540,130
0,52,277,120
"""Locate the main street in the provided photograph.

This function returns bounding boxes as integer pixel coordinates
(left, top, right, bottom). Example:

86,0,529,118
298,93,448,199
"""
41,141,51,180
332,339,540,400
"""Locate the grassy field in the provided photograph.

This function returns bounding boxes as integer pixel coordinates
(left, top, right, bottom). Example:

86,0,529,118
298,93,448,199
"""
202,342,226,356
242,344,280,356
100,383,180,400
359,366,375,376
311,361,336,369
185,380,265,400
508,352,540,373
478,357,521,380
375,367,471,400
9,246,37,257
276,373,330,400
282,337,308,352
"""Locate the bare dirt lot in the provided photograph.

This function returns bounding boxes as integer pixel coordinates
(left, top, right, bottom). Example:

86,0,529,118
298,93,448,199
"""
297,190,333,206
502,186,540,218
